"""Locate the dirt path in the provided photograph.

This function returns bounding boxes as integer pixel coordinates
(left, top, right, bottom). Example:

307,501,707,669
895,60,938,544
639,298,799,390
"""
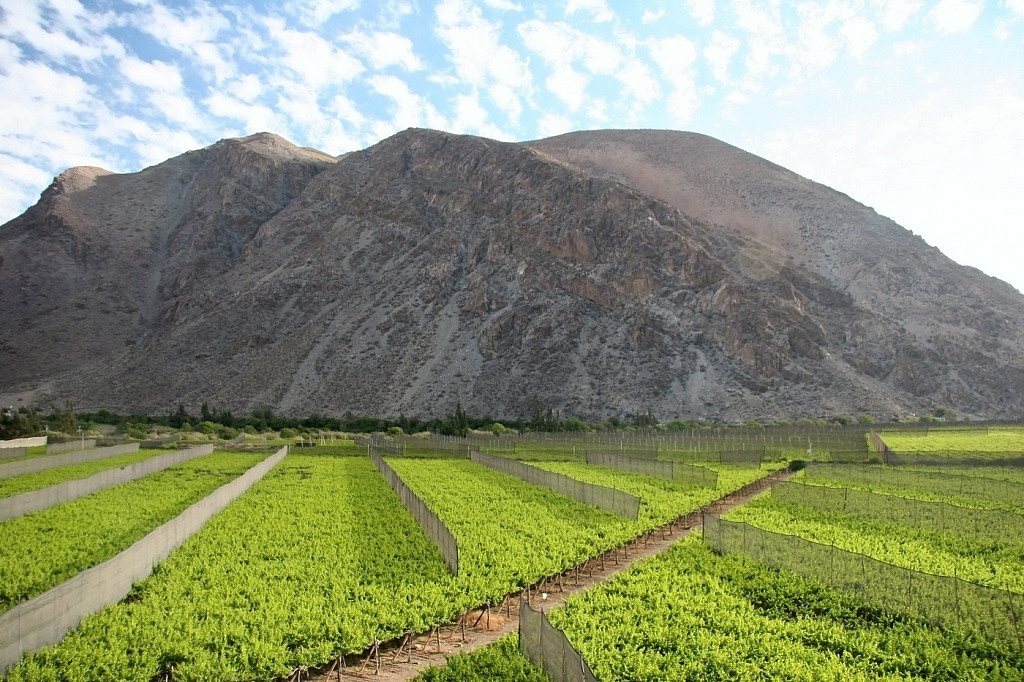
305,467,793,682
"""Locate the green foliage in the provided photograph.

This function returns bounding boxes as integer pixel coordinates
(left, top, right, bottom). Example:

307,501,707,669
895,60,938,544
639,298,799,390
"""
857,413,875,425
279,427,298,438
0,407,42,439
0,449,167,499
0,452,264,614
831,414,853,426
788,459,807,472
387,425,406,436
725,493,1024,593
489,422,508,435
6,457,463,681
533,461,778,532
549,537,1024,681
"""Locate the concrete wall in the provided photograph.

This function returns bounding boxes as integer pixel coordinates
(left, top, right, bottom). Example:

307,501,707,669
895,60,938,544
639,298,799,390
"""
0,437,47,450
46,440,97,456
0,445,215,522
0,447,287,674
0,443,140,481
0,448,27,462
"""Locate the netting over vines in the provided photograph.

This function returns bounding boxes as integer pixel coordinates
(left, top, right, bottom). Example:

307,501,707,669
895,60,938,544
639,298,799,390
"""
703,515,1023,650
584,451,717,488
470,451,640,520
369,452,459,575
770,480,1024,543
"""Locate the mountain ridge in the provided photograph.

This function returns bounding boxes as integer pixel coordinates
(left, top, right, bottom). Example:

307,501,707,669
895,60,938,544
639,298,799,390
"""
2,127,1022,421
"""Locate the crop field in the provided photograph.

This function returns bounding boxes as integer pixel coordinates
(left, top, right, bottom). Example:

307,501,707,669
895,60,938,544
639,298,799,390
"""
0,449,167,498
385,458,635,602
6,455,459,680
802,464,1024,511
880,427,1024,457
724,479,1024,593
0,451,266,614
7,425,1024,682
531,461,784,530
548,537,1023,681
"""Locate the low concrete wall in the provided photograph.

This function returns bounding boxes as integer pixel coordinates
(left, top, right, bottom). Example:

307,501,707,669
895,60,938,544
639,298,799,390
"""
0,448,27,462
0,445,215,522
46,440,97,456
0,437,47,450
0,446,287,674
0,444,141,482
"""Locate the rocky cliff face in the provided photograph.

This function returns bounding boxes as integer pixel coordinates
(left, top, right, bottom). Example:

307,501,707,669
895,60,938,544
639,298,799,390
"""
1,128,1022,421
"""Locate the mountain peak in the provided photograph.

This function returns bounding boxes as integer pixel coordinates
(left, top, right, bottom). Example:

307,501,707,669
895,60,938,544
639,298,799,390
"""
2,128,1023,421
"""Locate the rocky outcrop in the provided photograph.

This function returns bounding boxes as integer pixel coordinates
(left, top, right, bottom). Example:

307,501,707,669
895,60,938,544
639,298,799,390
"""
1,128,1022,421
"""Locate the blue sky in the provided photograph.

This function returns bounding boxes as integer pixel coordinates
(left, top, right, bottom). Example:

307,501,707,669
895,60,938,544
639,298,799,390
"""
2,0,1023,290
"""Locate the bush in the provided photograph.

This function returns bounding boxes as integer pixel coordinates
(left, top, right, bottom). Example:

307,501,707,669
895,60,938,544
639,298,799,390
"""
280,427,298,438
788,459,807,472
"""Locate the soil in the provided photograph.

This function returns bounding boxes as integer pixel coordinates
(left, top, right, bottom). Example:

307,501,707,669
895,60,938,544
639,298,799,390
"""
301,467,794,682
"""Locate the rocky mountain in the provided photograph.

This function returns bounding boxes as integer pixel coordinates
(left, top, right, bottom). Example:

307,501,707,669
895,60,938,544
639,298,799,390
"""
1,128,1022,422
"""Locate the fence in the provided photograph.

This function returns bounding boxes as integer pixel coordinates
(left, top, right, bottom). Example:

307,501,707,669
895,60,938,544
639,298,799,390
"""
369,452,459,575
886,452,1024,467
702,515,1022,650
0,447,287,674
45,440,97,456
519,597,597,682
585,451,718,488
0,444,215,522
0,437,46,450
470,451,640,521
0,443,140,481
771,481,1024,544
140,434,181,448
868,430,890,461
0,447,27,461
397,437,471,458
803,464,1024,509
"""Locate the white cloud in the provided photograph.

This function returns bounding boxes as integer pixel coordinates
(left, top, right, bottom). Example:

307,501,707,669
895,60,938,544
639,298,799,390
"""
369,74,448,131
434,0,532,124
263,18,364,91
686,0,715,26
647,36,700,125
928,0,985,34
546,65,589,110
343,29,423,71
232,74,265,102
141,3,230,53
119,57,184,93
0,153,54,224
289,0,361,26
704,30,740,84
732,0,786,90
0,0,113,63
840,17,879,59
450,91,512,139
565,0,615,23
482,0,523,9
871,0,922,32
537,113,572,137
1008,0,1024,16
641,9,665,24
205,92,285,135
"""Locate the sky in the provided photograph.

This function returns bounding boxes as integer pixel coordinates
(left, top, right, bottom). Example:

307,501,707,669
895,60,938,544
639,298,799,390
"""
1,0,1023,291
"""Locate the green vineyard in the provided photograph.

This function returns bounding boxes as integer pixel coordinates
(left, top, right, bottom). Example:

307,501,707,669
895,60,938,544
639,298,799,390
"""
1,426,1022,681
